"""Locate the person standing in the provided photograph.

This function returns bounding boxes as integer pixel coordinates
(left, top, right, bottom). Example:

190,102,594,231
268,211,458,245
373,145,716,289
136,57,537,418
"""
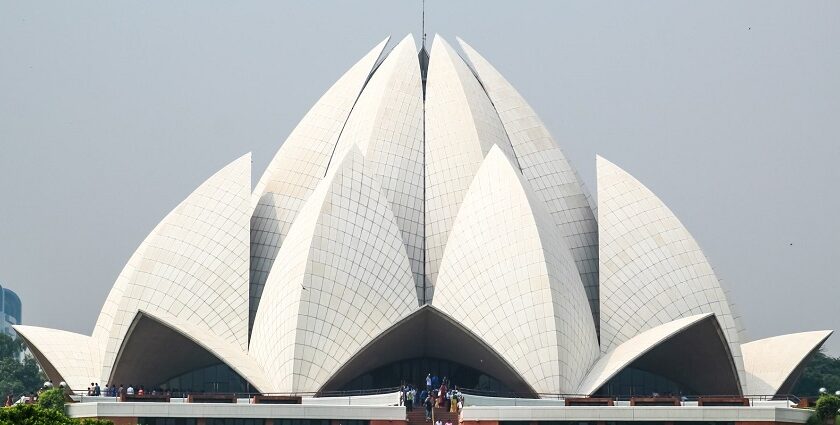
424,393,433,421
400,385,405,406
406,386,413,411
438,381,448,410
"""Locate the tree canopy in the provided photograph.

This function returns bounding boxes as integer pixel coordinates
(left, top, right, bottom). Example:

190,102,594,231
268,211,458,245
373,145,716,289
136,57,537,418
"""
0,333,44,398
0,389,112,425
795,349,840,397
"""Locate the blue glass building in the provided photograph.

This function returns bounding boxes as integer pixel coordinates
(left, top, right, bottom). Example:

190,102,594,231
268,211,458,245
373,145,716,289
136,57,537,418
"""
0,283,22,336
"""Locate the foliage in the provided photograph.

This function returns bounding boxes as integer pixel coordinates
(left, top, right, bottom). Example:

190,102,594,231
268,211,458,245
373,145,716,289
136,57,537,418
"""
0,404,113,425
0,403,74,425
795,349,840,397
77,419,115,425
0,333,44,397
806,413,821,425
816,394,840,421
36,388,65,413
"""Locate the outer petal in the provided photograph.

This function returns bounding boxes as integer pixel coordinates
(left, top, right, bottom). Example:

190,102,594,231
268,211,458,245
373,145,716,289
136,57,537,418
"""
100,154,252,382
433,146,599,394
596,155,746,390
328,35,426,304
13,326,100,392
578,313,740,395
250,147,418,393
743,330,833,395
249,37,390,326
109,310,271,392
424,35,517,300
458,39,600,329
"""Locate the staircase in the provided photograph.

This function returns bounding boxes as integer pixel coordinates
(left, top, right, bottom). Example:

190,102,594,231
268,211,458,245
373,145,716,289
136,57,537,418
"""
406,407,459,425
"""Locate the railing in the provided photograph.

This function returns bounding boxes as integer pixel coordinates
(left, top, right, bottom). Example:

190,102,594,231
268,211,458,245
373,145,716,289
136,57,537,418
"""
63,387,404,404
55,386,803,408
68,386,401,399
456,388,802,405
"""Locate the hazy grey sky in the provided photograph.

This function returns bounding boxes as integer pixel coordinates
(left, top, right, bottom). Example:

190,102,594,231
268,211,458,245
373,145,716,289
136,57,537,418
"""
1,1,838,356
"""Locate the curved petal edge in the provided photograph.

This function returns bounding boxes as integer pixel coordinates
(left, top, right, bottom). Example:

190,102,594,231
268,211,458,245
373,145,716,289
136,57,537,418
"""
743,330,833,395
13,325,101,392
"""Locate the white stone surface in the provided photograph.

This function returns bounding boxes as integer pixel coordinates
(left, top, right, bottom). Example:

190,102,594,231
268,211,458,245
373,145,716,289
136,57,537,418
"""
596,155,746,389
424,35,516,299
249,37,390,326
460,405,812,424
742,330,833,395
577,313,713,395
302,391,401,406
99,154,252,383
67,402,406,420
434,146,598,394
460,394,568,407
12,325,101,392
250,147,418,392
328,34,426,304
457,38,601,330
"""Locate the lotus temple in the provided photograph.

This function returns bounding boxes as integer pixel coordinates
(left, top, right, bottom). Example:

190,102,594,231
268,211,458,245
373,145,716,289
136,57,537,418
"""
13,34,833,425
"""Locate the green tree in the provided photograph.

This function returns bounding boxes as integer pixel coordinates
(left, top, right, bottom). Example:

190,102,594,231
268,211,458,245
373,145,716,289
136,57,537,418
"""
0,392,113,425
816,394,840,422
0,333,44,398
794,349,840,396
36,388,65,413
0,403,74,425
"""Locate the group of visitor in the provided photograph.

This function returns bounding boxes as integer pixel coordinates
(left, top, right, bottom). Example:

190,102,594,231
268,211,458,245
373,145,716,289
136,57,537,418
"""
400,374,464,421
86,383,101,396
95,383,137,397
87,382,188,398
5,381,57,406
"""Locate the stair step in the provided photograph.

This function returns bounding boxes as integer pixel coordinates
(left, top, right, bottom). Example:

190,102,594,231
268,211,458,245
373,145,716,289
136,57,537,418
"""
404,407,459,424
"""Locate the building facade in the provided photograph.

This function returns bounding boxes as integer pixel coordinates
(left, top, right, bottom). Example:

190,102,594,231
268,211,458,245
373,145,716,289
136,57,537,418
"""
1,283,22,336
12,34,832,408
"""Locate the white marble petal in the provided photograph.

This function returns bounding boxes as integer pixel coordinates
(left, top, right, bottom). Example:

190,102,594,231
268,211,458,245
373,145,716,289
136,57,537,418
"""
329,34,426,304
597,155,746,389
423,35,516,301
250,147,418,392
743,330,833,395
13,326,101,392
434,146,598,394
249,37,390,325
100,154,252,383
458,38,600,328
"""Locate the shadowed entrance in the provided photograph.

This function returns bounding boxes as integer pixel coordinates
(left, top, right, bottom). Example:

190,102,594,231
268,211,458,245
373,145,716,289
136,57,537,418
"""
110,312,255,393
318,305,538,397
596,314,741,396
